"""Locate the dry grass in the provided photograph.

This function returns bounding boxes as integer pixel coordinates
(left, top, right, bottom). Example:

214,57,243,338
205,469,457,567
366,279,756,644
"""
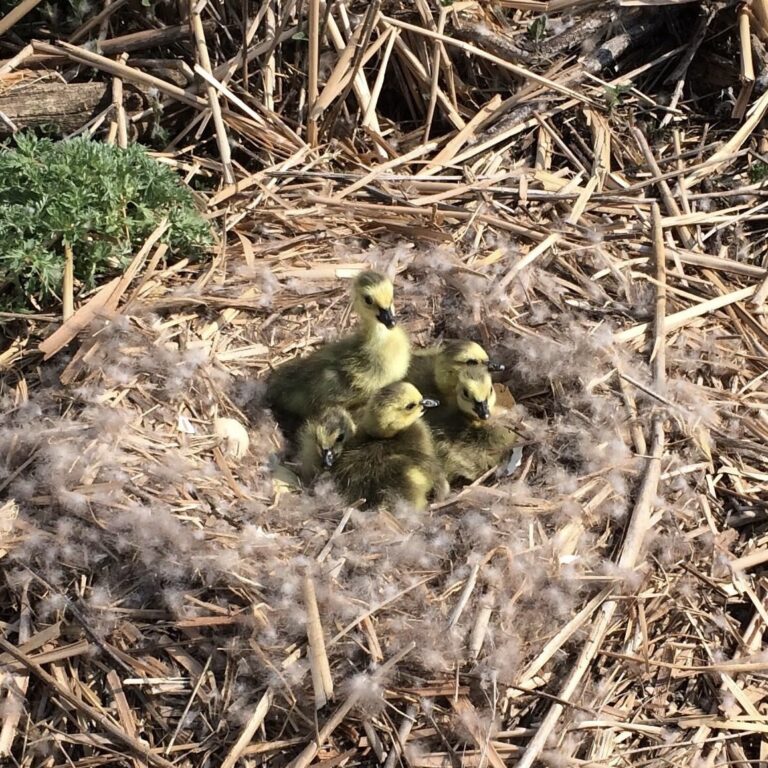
1,1,768,766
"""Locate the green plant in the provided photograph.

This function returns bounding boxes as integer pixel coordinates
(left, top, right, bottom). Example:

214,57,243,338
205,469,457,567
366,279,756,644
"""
0,0,90,32
0,134,212,313
749,160,768,183
603,84,632,111
527,15,548,43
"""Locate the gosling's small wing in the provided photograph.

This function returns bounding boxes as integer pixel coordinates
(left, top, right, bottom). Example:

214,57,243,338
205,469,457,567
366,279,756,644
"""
333,439,395,505
425,404,464,435
405,354,439,399
265,339,361,419
437,421,519,482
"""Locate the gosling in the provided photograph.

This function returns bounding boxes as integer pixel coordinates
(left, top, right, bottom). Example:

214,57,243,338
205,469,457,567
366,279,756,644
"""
407,339,504,408
297,406,356,485
431,367,517,483
332,382,445,510
265,271,411,430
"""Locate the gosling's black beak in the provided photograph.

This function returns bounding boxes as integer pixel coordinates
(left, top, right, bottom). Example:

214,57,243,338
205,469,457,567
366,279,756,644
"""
474,400,491,420
487,360,506,372
376,306,396,328
322,449,335,469
421,398,440,409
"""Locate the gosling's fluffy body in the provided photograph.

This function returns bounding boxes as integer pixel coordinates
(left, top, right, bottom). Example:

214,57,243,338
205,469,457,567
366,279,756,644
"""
297,406,356,484
332,382,444,510
407,340,501,408
265,271,411,428
431,368,517,483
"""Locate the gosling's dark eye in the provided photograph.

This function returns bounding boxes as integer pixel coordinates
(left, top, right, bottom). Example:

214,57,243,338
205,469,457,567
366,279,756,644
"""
336,433,345,443
463,389,470,398
364,296,373,305
466,359,479,366
406,402,417,411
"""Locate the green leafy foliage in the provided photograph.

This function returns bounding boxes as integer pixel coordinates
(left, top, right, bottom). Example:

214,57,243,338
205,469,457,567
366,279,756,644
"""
749,160,768,183
527,15,548,43
603,83,633,111
0,135,212,313
0,0,90,32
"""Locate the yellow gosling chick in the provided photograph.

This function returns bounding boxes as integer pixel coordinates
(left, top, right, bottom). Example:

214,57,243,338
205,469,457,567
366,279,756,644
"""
407,339,504,408
332,382,445,510
431,367,518,483
297,406,356,485
265,271,411,429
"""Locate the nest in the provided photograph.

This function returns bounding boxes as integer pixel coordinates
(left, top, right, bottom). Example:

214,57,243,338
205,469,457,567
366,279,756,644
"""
2,1,768,766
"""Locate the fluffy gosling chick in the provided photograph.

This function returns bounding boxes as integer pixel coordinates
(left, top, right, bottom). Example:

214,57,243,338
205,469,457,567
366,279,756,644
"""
407,339,504,408
265,271,411,430
333,382,444,510
431,367,517,483
297,406,356,485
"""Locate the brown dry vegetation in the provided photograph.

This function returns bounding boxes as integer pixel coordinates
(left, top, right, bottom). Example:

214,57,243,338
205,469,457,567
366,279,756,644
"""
2,1,768,767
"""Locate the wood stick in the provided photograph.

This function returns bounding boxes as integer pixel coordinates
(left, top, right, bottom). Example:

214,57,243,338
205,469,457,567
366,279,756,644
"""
112,54,129,148
33,41,206,110
106,670,142,768
190,4,235,183
651,203,667,393
423,6,448,143
220,688,273,768
516,587,612,686
288,642,415,768
0,636,176,768
632,127,695,249
382,14,598,106
0,583,31,757
684,87,768,187
362,27,398,128
322,4,381,135
68,0,130,43
614,284,757,343
0,0,43,36
62,243,74,322
304,576,334,709
383,704,417,768
307,0,320,145
418,94,502,175
730,547,768,572
515,207,668,768
448,562,480,627
451,698,506,768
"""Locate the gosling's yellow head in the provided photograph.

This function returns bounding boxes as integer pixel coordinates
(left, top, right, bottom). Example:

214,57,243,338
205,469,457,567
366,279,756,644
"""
434,340,504,396
353,271,397,329
364,381,438,438
455,367,497,422
310,407,356,469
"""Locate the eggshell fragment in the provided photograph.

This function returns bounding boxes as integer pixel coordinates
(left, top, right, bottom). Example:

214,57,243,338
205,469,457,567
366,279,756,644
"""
213,417,250,459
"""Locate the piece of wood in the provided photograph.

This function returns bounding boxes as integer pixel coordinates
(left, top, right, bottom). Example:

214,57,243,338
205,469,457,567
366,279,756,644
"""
0,82,114,136
62,243,74,322
220,689,273,768
0,0,43,36
289,642,415,768
514,207,669,768
0,636,176,768
304,576,334,709
37,277,120,360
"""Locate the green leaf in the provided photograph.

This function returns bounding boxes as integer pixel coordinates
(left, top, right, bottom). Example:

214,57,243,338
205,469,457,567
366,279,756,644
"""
0,134,213,313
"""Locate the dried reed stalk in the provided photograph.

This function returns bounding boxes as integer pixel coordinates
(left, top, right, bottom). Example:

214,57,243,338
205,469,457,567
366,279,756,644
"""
289,643,415,768
0,636,176,768
62,243,74,322
190,3,234,183
0,0,43,36
515,203,668,768
303,575,334,709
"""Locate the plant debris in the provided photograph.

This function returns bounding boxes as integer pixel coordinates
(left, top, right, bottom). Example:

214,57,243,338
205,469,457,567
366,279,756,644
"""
1,0,768,766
